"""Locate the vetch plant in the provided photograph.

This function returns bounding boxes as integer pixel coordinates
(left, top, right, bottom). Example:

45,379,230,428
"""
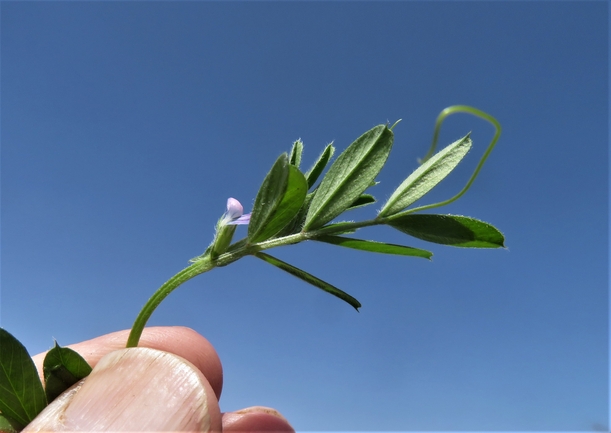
0,106,504,432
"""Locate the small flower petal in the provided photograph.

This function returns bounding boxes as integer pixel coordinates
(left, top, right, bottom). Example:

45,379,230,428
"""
222,198,250,226
226,197,244,219
227,213,251,225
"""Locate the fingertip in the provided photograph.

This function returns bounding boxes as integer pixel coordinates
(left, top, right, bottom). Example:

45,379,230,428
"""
25,348,223,433
222,406,295,433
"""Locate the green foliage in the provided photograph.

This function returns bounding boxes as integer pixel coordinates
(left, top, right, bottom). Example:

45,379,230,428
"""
43,342,92,402
289,139,303,168
304,143,335,189
0,414,18,433
346,194,376,211
0,330,94,432
312,221,358,235
274,192,315,238
379,134,472,217
255,252,361,310
387,214,505,248
314,235,432,259
0,329,47,431
304,125,393,230
248,154,308,243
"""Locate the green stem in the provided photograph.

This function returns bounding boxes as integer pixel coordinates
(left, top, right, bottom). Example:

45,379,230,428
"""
126,257,215,347
206,218,379,270
226,218,385,256
125,216,388,348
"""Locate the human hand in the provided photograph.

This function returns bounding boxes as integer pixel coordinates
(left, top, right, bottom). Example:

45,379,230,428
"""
25,327,294,432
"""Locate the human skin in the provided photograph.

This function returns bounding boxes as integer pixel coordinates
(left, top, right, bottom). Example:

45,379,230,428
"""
27,326,294,432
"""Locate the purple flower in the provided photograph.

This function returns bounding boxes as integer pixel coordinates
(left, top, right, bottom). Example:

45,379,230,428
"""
223,197,251,225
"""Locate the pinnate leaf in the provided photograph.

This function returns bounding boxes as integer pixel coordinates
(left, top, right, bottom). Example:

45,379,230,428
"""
304,125,393,230
314,235,432,259
43,342,92,402
0,329,47,431
254,252,361,310
387,214,505,248
249,154,308,243
379,134,472,217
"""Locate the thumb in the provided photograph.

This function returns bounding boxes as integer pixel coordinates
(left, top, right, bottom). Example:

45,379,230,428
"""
24,348,222,432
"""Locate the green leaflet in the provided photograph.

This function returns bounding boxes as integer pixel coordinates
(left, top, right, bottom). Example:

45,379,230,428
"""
43,342,92,402
254,252,361,311
379,134,472,217
289,139,303,168
278,193,376,238
387,214,505,248
248,154,308,243
259,165,306,241
346,194,376,211
304,143,335,189
304,125,393,230
249,153,290,242
310,221,357,236
0,329,47,431
314,235,432,259
275,192,314,238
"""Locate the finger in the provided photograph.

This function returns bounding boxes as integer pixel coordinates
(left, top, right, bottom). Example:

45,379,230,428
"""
25,348,222,432
222,406,295,432
32,326,223,399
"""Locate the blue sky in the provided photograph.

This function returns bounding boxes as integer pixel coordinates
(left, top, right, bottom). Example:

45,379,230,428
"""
1,2,608,431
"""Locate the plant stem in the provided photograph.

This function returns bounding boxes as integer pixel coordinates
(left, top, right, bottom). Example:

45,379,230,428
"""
224,218,386,257
126,257,215,347
126,217,386,348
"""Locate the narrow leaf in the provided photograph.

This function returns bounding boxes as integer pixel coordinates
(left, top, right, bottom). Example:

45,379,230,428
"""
250,164,308,243
346,194,376,211
305,143,335,189
379,134,472,217
254,252,361,311
0,329,47,430
43,342,92,402
314,235,432,259
248,154,290,242
387,214,505,248
312,221,358,236
288,139,303,168
305,125,393,230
